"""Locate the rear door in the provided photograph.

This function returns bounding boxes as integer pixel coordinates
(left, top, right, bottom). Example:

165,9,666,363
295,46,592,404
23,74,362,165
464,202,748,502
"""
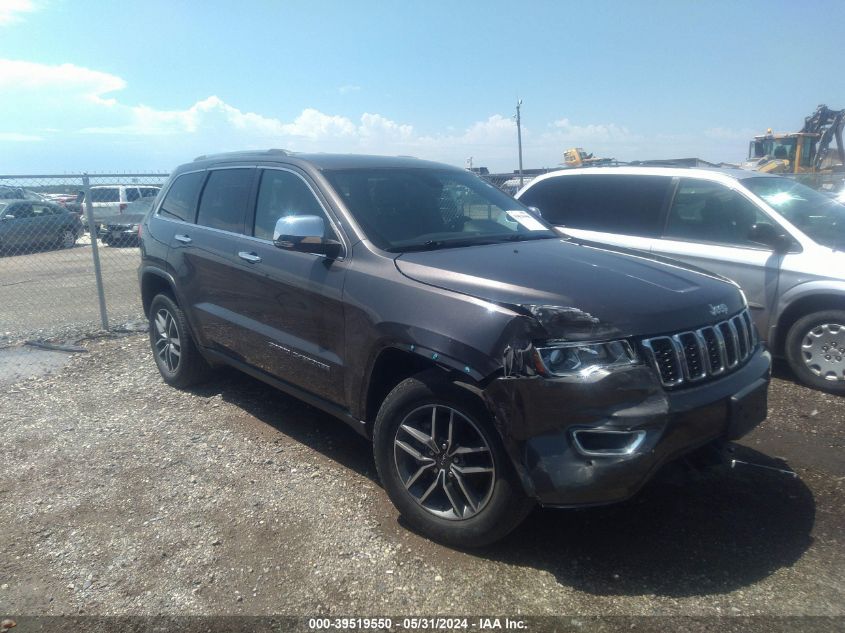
651,178,783,333
231,166,349,405
168,166,258,355
518,174,672,252
124,187,142,209
29,202,65,243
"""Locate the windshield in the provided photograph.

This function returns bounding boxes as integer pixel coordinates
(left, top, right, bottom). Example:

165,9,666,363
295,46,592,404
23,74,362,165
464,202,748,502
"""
744,176,845,249
324,168,556,251
749,137,796,161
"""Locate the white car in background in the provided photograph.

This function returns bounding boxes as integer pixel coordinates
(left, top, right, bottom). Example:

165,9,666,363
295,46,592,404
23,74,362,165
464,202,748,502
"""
517,166,845,393
77,185,161,228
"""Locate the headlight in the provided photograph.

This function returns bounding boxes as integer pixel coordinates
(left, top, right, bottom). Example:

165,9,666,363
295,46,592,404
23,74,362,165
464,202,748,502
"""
533,340,638,377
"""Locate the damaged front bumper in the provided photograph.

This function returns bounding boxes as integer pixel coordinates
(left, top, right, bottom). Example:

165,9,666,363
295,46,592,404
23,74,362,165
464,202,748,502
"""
483,346,772,507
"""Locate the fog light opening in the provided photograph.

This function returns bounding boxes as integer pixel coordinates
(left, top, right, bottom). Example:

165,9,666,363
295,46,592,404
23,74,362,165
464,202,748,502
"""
571,429,647,457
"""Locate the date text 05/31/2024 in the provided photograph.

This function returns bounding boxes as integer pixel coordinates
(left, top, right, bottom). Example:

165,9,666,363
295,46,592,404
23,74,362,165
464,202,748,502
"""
307,617,528,630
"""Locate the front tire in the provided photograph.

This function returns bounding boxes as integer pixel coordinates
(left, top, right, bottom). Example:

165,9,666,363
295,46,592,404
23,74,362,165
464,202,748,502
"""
785,310,845,394
148,293,211,388
58,229,76,249
373,372,533,547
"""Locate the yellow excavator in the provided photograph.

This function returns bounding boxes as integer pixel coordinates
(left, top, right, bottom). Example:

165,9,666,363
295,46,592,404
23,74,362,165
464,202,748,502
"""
562,147,613,168
743,105,845,187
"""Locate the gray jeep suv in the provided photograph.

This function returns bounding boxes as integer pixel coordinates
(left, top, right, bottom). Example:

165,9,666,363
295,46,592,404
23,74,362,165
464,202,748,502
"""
139,151,770,546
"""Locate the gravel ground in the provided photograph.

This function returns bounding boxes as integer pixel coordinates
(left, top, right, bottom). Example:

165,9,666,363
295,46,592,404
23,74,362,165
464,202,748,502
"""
0,335,843,619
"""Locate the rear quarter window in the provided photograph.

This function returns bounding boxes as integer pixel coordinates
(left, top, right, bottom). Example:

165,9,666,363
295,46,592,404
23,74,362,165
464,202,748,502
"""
91,188,120,203
522,174,672,237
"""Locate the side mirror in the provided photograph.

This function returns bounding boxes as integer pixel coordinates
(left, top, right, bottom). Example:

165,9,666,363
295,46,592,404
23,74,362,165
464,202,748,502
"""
749,223,792,252
527,206,542,217
273,215,342,258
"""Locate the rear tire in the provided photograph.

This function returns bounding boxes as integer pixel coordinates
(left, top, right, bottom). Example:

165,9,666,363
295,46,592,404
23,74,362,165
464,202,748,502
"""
785,309,845,394
373,372,533,547
148,293,212,388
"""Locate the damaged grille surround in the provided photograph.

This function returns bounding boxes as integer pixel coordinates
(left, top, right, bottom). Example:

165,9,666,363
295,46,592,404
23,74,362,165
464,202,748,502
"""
641,309,758,388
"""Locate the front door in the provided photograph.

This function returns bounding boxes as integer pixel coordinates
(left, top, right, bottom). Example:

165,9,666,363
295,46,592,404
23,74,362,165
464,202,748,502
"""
652,178,782,336
2,202,35,249
230,166,348,406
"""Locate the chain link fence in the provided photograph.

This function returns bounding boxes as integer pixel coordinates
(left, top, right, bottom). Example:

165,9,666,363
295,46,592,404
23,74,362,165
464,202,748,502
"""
0,173,168,383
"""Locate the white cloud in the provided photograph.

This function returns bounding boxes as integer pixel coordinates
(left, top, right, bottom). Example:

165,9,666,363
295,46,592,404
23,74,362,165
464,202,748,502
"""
0,59,126,105
0,58,754,171
0,131,42,141
704,126,757,141
0,0,35,26
546,117,637,143
338,84,361,95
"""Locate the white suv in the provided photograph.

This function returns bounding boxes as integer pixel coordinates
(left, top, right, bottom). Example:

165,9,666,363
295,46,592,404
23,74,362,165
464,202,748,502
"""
517,166,845,393
79,185,160,226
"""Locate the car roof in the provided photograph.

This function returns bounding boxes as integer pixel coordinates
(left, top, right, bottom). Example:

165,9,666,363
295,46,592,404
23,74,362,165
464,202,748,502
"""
182,150,462,173
90,184,159,189
518,165,779,194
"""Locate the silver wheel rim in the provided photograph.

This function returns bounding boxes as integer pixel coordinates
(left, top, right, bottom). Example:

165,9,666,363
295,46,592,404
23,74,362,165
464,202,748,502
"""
801,322,845,382
62,230,74,248
153,308,181,373
393,405,495,521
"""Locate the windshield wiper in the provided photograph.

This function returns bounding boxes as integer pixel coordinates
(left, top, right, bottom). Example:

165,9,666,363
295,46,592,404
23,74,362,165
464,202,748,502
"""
395,237,500,252
503,233,556,242
390,232,556,253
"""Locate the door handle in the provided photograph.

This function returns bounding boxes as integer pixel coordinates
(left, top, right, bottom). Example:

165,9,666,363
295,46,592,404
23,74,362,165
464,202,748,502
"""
174,234,192,245
238,251,262,264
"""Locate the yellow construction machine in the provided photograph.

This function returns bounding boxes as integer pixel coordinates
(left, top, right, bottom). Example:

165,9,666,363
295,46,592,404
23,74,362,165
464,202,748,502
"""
562,147,613,168
743,105,845,187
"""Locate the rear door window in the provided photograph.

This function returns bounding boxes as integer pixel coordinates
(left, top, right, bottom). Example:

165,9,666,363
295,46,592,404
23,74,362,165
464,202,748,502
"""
196,168,254,234
158,171,205,223
521,174,671,237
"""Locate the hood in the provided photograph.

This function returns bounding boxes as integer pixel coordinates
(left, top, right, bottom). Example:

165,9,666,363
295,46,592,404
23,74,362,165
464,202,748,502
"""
394,238,745,339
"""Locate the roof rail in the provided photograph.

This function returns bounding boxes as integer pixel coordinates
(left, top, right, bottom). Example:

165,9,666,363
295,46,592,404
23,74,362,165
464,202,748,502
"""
193,148,290,162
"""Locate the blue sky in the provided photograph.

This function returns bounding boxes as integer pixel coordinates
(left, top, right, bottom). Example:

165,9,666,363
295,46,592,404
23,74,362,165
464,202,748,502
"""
1,0,844,173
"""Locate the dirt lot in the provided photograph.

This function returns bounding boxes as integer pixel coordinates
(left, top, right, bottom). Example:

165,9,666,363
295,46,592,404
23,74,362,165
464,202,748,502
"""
1,334,843,620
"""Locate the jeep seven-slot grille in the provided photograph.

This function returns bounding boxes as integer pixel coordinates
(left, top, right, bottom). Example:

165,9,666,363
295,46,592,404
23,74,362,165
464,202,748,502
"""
641,309,757,388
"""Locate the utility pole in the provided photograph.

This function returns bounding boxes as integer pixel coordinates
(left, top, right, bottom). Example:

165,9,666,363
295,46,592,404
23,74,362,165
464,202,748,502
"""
515,99,524,188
